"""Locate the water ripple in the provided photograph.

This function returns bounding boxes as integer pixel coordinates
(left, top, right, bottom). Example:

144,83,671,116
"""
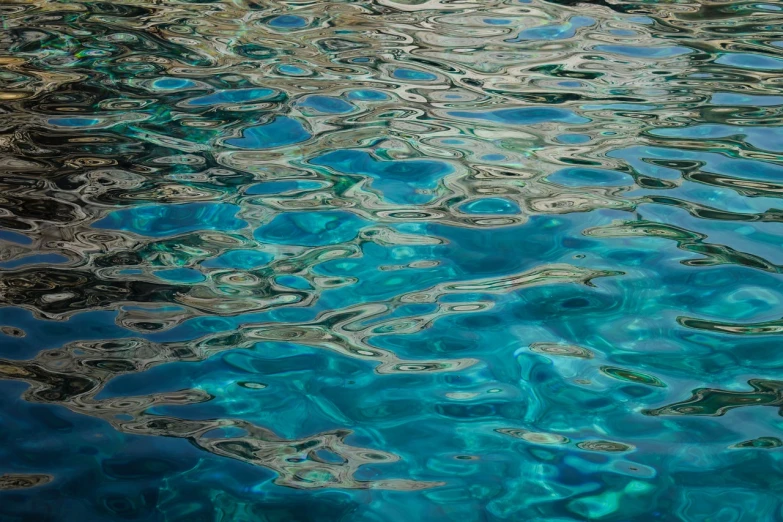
1,0,783,519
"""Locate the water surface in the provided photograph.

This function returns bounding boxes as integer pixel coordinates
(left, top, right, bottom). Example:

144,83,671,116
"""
1,0,783,520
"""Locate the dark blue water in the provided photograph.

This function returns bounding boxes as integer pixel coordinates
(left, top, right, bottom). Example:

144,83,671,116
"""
1,0,783,520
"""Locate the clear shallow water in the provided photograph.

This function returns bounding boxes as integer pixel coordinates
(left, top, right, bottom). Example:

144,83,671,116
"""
0,0,782,519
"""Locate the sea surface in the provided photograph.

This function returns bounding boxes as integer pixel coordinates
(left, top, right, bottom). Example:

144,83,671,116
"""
1,0,782,520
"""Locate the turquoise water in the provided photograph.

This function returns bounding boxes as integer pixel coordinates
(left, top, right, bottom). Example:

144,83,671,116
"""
1,0,782,520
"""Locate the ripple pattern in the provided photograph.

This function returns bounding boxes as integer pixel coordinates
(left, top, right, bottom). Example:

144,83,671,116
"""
1,0,783,520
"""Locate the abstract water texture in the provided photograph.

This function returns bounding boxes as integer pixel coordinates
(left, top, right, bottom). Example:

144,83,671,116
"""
1,0,782,520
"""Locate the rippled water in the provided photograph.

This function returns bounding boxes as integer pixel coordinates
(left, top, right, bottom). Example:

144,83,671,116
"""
1,0,783,520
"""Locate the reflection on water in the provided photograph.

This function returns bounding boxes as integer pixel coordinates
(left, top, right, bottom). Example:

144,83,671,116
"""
1,0,783,519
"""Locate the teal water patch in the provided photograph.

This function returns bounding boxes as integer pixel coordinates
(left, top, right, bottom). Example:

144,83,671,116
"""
254,210,367,246
312,150,453,204
148,77,200,91
201,249,273,270
225,116,311,149
268,15,308,29
710,93,783,106
547,167,634,187
297,95,356,114
277,64,309,76
392,68,437,81
448,107,589,125
346,89,390,101
47,117,102,127
716,53,783,70
556,133,591,144
595,45,692,58
93,203,247,237
650,124,783,153
275,275,312,290
183,88,276,106
459,198,521,215
155,267,206,284
507,16,594,41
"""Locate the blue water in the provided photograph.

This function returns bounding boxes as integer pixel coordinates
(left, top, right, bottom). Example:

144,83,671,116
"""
1,0,783,520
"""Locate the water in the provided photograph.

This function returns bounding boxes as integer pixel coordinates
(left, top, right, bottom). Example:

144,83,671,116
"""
1,0,782,520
